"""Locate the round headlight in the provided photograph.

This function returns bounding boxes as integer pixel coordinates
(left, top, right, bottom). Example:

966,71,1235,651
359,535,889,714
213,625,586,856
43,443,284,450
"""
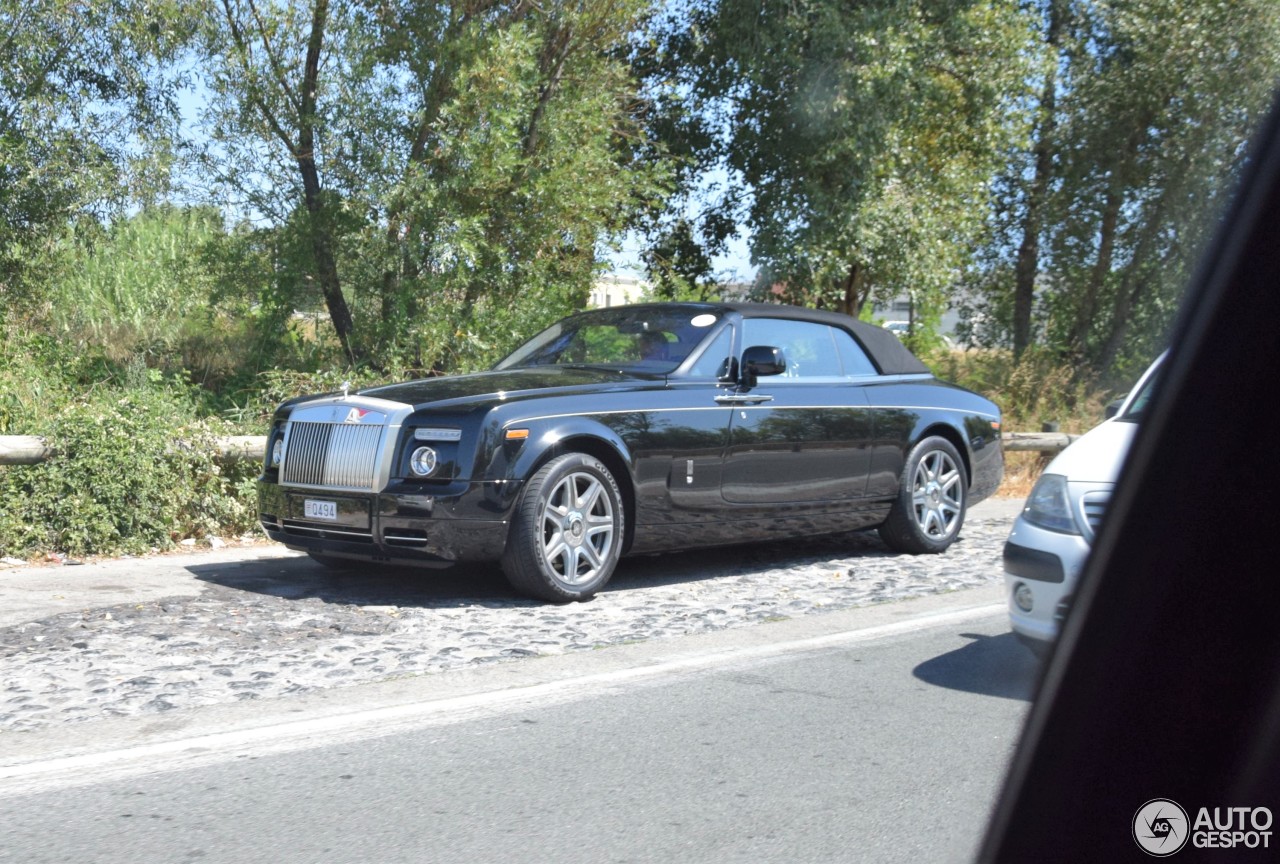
271,438,285,468
410,446,438,477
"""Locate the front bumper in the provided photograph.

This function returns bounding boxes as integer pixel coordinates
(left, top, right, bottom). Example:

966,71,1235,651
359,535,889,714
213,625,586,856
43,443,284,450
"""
1003,515,1091,646
257,477,521,566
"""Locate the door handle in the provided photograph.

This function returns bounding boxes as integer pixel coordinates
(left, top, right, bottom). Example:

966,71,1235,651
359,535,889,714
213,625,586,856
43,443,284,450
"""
715,393,773,405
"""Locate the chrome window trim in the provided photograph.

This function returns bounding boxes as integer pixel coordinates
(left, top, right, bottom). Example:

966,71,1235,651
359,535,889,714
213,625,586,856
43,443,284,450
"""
500,402,996,429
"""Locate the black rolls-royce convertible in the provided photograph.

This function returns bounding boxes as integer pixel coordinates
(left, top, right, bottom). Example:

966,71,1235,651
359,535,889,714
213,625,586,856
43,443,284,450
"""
257,302,1003,601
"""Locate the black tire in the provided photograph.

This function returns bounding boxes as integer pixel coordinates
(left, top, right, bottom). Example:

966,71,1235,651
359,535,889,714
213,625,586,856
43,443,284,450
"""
501,452,625,602
878,435,968,554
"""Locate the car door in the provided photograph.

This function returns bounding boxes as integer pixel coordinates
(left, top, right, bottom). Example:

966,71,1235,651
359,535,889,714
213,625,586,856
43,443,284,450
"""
719,318,874,505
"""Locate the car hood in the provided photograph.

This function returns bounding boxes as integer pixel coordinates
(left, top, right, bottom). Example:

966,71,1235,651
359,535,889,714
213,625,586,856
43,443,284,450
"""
1045,419,1138,484
357,366,658,410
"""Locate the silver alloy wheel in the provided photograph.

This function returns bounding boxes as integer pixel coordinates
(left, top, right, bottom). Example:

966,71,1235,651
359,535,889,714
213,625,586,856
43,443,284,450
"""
911,449,964,539
539,470,616,586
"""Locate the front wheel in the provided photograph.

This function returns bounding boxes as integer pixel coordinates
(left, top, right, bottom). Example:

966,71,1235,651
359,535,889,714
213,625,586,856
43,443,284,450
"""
502,453,625,602
878,436,968,554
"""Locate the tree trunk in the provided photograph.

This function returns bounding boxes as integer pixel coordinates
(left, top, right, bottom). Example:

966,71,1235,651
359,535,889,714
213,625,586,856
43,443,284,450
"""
1012,0,1064,357
301,173,357,363
297,0,357,363
837,264,857,317
1067,186,1121,358
524,24,573,159
1095,193,1172,376
840,262,869,317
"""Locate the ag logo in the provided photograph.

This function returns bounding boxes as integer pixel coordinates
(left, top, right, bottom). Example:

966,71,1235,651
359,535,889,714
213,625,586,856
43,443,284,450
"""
1134,799,1190,856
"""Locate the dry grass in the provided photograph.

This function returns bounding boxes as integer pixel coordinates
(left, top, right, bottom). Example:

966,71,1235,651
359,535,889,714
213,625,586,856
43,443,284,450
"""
995,451,1051,500
923,346,1121,502
927,346,1112,433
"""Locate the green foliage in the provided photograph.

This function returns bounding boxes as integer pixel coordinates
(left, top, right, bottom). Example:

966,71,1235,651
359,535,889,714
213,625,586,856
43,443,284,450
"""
0,388,259,558
0,332,85,435
640,0,1036,327
1047,0,1280,381
926,347,1107,435
962,0,1280,384
51,207,224,358
0,0,193,317
197,0,669,370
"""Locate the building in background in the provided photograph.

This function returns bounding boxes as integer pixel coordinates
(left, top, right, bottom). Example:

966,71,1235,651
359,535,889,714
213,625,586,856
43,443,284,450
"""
869,296,963,339
589,274,648,308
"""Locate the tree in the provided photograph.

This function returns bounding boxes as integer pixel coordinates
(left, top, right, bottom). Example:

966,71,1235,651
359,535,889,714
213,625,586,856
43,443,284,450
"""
964,0,1280,382
639,0,1036,331
200,0,360,361
1009,0,1066,358
197,0,668,370
640,217,725,301
0,0,190,319
1048,0,1280,380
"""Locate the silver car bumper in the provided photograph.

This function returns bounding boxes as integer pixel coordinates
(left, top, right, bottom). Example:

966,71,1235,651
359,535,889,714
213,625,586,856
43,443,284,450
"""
1003,515,1092,645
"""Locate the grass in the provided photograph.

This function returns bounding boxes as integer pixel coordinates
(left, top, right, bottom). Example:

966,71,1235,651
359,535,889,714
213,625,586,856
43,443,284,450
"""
922,347,1119,502
996,451,1051,499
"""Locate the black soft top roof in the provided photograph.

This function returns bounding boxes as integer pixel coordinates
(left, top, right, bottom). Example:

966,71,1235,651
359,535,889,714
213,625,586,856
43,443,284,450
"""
720,302,931,376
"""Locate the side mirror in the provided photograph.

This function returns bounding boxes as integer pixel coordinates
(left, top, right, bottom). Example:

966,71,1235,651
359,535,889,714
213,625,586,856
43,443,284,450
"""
716,356,739,383
1104,398,1123,420
741,345,787,387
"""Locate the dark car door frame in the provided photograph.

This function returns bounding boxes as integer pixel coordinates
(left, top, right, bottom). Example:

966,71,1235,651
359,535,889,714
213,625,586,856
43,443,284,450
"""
719,315,874,506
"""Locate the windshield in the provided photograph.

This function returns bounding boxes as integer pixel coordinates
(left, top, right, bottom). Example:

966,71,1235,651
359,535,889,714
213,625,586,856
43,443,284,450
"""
1116,359,1163,423
494,306,722,374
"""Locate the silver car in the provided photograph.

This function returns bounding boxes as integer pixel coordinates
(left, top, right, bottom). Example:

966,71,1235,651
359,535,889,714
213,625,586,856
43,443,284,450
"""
1004,354,1164,655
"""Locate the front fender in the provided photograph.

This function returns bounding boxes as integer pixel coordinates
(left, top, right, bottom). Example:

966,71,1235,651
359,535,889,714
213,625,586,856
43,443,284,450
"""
483,415,636,487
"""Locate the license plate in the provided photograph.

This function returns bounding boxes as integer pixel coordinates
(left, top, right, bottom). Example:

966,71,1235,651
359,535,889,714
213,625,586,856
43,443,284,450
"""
304,499,338,521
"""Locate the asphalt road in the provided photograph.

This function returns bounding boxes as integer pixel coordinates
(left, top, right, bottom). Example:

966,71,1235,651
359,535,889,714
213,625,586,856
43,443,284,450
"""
0,600,1039,864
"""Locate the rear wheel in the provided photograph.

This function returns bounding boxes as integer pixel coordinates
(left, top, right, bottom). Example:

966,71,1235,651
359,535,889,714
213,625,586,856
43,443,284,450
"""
502,453,624,602
879,436,967,554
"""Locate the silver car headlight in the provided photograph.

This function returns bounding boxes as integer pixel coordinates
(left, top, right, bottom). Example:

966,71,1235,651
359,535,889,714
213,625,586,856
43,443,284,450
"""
1023,473,1080,534
409,446,439,477
270,437,285,468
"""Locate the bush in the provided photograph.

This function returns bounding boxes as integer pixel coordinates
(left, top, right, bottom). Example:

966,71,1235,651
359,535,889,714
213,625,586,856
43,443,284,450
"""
0,389,259,559
925,346,1110,434
925,347,1124,499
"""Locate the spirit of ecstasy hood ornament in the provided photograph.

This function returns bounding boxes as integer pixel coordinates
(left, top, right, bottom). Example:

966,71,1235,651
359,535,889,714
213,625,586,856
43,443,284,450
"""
341,380,351,399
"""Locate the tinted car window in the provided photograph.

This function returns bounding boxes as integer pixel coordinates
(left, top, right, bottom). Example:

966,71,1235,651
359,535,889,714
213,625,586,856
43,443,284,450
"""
833,328,878,376
740,318,843,380
685,325,732,379
1117,365,1159,422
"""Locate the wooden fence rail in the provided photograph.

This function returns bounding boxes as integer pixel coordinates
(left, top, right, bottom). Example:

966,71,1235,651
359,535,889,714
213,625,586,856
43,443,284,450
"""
0,432,1074,467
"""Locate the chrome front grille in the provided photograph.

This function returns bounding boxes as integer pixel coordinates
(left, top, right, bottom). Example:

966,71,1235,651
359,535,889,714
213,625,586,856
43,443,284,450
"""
281,421,384,490
1081,490,1111,541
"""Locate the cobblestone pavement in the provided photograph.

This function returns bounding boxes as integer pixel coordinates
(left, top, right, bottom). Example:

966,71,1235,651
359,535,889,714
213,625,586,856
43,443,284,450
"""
0,508,1015,733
